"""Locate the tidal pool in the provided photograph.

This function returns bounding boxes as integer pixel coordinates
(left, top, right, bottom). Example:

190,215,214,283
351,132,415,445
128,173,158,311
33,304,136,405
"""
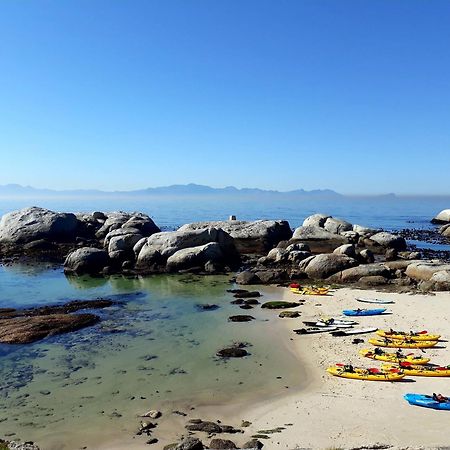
0,264,301,449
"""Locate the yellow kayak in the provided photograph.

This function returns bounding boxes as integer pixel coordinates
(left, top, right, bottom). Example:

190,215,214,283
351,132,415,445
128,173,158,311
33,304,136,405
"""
382,363,450,377
369,338,437,349
376,330,440,341
327,365,405,381
359,348,430,365
290,287,329,296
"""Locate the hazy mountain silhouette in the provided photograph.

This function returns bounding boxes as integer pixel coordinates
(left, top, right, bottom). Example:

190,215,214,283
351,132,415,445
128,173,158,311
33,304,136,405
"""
0,183,342,198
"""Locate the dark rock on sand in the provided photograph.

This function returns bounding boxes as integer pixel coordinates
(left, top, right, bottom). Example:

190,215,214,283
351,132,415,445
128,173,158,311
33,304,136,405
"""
242,439,264,449
228,315,255,322
278,311,301,318
233,291,261,298
209,438,237,449
175,437,204,450
0,313,100,344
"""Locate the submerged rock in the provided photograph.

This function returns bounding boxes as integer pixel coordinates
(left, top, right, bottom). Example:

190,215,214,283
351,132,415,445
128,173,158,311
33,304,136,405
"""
261,301,301,309
216,347,249,358
278,310,301,318
228,315,255,322
0,313,100,344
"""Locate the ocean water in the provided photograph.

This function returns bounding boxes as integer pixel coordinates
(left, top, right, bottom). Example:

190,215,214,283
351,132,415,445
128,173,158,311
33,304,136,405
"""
0,195,449,231
0,265,301,449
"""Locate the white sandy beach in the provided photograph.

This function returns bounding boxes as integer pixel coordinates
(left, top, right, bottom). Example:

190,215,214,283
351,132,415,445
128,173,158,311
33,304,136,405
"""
83,285,450,450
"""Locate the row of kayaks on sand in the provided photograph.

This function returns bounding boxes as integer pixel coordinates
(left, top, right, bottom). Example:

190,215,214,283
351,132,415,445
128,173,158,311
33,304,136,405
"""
287,283,449,409
326,327,445,380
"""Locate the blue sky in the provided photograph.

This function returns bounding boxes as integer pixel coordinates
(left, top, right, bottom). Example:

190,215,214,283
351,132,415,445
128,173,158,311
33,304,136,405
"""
0,0,449,195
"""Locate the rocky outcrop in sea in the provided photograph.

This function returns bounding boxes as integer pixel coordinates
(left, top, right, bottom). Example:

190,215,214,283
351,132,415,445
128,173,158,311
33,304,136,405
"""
0,206,449,291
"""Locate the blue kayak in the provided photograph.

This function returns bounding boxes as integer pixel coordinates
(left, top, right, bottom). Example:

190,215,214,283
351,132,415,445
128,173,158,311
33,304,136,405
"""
342,308,386,316
404,393,450,410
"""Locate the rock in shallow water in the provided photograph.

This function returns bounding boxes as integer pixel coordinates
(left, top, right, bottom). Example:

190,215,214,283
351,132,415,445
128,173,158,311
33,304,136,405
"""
0,313,100,344
216,347,249,358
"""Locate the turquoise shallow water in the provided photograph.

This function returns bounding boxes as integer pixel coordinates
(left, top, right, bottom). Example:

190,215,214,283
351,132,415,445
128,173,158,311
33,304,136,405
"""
0,265,300,449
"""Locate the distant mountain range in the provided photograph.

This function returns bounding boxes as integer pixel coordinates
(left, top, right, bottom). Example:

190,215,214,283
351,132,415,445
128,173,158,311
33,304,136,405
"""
0,183,343,198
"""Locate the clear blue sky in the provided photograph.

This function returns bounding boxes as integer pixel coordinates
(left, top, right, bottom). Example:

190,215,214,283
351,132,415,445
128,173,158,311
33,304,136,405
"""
0,0,449,195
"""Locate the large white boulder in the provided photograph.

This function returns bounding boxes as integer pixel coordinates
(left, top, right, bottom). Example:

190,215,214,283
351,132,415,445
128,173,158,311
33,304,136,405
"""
136,227,238,268
0,207,78,244
432,209,450,224
178,220,292,254
299,253,359,279
406,261,450,281
166,242,225,272
368,232,406,251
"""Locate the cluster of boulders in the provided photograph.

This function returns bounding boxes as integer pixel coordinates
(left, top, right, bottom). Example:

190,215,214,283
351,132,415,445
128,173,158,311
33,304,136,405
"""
1,207,449,291
433,209,450,238
236,213,450,291
0,208,292,276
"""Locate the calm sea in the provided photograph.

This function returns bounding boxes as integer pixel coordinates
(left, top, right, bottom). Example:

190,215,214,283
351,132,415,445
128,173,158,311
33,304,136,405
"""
0,195,449,231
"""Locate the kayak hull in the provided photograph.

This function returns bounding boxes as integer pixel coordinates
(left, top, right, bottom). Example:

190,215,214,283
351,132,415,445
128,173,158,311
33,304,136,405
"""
343,309,386,316
356,297,394,304
327,366,405,381
383,364,450,377
404,394,450,410
368,338,437,349
359,348,430,365
376,330,440,341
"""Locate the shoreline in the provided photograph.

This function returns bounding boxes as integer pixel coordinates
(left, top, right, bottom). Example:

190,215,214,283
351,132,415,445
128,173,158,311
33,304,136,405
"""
236,286,450,449
3,282,450,449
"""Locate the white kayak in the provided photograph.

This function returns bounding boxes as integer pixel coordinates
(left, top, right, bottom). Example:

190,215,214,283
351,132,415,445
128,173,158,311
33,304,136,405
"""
319,317,358,325
331,327,378,337
316,321,353,328
294,326,338,335
302,321,353,329
355,297,394,304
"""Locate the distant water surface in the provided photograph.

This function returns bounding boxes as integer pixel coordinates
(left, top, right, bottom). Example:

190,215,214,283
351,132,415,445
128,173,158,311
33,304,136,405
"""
0,195,449,230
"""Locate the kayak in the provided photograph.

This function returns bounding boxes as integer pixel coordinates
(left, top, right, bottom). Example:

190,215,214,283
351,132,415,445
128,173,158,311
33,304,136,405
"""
302,321,353,328
404,393,450,410
359,348,430,365
376,329,440,341
327,365,405,381
331,327,378,337
356,297,394,304
382,363,450,377
343,308,386,316
318,317,358,326
291,287,330,296
368,338,437,349
294,326,337,334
